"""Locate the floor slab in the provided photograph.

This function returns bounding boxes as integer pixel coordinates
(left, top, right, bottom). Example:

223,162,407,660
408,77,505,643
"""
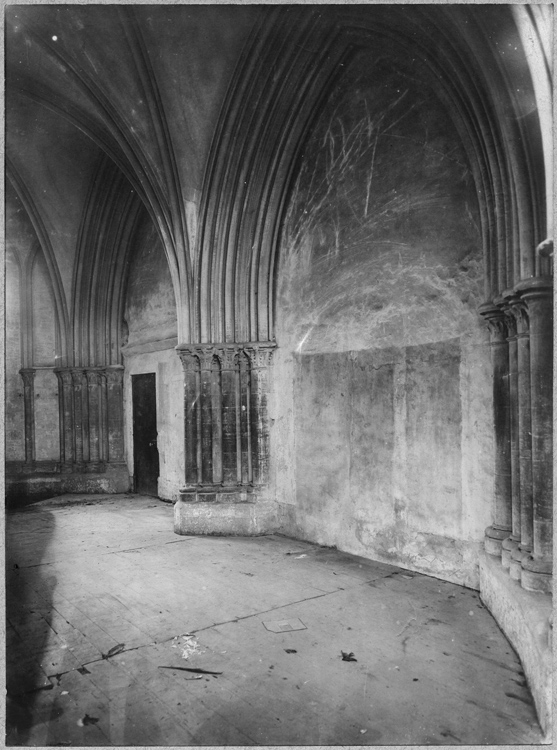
5,493,545,745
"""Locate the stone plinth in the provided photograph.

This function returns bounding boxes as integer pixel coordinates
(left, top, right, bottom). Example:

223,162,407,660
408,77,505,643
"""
174,487,276,536
5,463,130,507
479,551,552,740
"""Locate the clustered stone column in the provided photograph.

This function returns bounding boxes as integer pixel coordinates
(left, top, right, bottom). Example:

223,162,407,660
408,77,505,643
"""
20,368,36,469
509,298,533,580
479,305,512,556
480,248,553,594
516,277,553,593
176,342,275,499
54,366,125,473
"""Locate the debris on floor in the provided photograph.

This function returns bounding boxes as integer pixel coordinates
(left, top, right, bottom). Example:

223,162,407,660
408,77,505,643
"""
295,554,307,559
341,651,357,662
175,634,203,660
160,670,203,681
102,643,125,659
77,715,99,727
158,666,222,675
263,618,307,633
5,496,545,746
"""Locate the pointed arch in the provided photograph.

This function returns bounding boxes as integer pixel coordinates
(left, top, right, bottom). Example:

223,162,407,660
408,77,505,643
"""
25,241,60,368
6,159,70,365
12,8,192,340
72,154,157,367
195,6,546,345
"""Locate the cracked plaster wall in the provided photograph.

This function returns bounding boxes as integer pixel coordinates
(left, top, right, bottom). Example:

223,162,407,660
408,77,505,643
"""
271,48,494,588
122,214,183,501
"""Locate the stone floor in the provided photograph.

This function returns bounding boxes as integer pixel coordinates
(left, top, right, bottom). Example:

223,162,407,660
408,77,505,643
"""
5,494,545,746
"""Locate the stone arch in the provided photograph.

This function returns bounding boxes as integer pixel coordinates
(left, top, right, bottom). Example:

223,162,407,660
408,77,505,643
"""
71,154,146,368
12,6,193,341
196,6,545,346
27,242,59,368
7,160,70,365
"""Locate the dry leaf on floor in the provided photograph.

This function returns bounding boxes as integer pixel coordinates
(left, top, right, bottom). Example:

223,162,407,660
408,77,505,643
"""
102,643,125,659
341,651,357,662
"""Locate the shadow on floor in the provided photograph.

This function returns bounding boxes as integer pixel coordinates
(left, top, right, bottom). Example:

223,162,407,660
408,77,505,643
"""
6,507,57,745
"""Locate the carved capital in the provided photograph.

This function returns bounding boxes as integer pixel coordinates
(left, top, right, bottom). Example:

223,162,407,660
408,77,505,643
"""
500,291,519,339
105,366,124,386
509,300,529,337
70,369,86,388
19,369,36,389
178,344,218,370
504,310,517,338
478,303,508,342
55,368,73,387
486,316,508,339
198,349,216,370
177,349,199,373
177,341,276,371
243,341,276,369
86,369,103,387
220,347,239,370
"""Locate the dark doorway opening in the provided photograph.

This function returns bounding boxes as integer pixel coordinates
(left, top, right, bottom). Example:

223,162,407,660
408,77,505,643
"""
132,373,160,496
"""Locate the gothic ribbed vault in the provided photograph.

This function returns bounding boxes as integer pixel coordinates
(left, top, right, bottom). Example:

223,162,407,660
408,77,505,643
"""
5,4,553,737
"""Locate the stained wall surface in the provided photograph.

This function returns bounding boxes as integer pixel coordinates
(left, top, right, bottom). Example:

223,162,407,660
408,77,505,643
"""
5,185,61,467
5,249,25,462
122,212,183,500
272,46,494,588
124,215,178,349
5,188,37,463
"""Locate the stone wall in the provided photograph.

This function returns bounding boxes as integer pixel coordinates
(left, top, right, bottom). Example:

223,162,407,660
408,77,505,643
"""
272,45,493,587
5,249,25,462
124,216,178,349
273,337,492,588
122,211,181,500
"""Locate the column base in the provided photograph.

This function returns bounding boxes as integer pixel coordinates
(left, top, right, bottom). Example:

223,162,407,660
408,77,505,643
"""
479,551,552,739
484,525,510,557
83,461,107,474
521,556,553,594
501,535,519,569
509,546,531,581
174,486,276,536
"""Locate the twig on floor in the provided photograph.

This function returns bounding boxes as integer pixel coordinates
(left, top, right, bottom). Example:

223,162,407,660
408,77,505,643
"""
158,666,222,675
